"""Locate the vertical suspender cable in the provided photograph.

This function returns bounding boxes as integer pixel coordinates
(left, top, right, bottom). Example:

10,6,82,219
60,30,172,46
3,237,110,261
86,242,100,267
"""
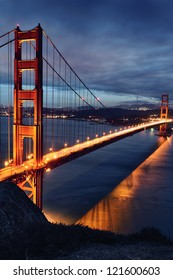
74,73,77,142
51,45,55,151
0,57,1,166
45,36,48,152
7,34,11,162
58,54,61,149
10,38,12,161
42,29,117,148
78,81,80,141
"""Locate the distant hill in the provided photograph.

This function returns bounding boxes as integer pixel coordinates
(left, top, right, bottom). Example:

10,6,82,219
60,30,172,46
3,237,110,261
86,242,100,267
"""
113,101,160,110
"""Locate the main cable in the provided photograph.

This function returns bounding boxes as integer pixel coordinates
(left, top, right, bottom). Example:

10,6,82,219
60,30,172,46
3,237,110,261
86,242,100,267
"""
42,29,116,121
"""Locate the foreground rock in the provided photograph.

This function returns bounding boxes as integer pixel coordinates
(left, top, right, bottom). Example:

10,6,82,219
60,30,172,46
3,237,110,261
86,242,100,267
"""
0,181,48,258
62,243,173,260
0,181,173,260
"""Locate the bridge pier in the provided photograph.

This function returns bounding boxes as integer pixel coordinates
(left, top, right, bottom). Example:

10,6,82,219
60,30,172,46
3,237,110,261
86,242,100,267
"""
13,170,43,209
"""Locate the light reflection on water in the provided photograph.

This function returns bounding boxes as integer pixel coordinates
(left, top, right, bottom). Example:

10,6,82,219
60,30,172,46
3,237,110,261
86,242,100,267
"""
77,136,173,237
43,130,173,237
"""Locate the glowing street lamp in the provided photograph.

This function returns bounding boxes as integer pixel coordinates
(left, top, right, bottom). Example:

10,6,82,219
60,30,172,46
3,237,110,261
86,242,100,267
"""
45,167,51,172
4,161,9,167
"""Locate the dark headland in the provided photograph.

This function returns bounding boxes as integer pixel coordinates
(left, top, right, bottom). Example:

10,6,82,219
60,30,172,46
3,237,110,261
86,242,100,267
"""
0,181,173,260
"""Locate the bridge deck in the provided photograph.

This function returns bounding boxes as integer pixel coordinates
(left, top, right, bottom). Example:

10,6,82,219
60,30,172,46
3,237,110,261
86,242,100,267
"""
0,120,172,182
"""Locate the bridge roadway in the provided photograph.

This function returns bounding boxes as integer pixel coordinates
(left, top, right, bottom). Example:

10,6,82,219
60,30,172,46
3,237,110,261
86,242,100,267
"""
0,119,172,182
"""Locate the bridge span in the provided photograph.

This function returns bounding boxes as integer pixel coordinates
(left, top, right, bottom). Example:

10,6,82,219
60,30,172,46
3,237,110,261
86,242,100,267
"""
0,119,172,182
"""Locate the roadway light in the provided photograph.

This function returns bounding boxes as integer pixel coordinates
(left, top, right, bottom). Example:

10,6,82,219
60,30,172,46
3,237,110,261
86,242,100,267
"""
49,147,53,152
87,137,90,140
64,143,68,147
45,167,51,172
76,139,80,143
4,161,9,167
27,154,33,160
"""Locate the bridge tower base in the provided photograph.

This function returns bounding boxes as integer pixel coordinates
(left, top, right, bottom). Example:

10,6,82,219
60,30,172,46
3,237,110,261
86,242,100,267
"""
13,170,43,209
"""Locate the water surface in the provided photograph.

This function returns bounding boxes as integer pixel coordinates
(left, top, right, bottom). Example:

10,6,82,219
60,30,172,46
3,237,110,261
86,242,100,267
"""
43,129,171,238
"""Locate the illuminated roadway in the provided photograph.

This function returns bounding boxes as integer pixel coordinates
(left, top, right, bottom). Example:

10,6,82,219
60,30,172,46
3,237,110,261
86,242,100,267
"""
0,119,172,182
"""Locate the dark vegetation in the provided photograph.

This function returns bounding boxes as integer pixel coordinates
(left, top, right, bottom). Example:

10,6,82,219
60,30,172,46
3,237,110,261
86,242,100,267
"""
0,181,173,260
0,222,172,260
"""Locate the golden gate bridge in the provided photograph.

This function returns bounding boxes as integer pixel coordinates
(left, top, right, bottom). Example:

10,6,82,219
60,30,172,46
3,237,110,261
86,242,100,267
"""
0,24,172,209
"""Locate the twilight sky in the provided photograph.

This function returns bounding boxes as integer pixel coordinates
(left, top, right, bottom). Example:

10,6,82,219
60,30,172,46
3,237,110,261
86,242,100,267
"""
0,0,173,105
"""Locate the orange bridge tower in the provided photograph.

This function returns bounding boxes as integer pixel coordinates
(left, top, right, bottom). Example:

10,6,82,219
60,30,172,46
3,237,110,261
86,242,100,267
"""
13,24,43,208
160,94,169,135
160,94,168,120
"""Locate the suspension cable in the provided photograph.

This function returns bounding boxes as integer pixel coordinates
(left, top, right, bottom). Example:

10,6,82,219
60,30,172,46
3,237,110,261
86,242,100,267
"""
0,28,16,39
0,27,115,121
42,56,109,122
42,29,116,121
21,27,115,123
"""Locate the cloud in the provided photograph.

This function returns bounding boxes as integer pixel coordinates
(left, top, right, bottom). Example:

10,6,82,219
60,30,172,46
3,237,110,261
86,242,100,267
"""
1,0,173,103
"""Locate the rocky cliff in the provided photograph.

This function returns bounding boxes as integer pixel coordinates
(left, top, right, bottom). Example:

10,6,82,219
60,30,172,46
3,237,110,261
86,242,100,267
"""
0,181,48,259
